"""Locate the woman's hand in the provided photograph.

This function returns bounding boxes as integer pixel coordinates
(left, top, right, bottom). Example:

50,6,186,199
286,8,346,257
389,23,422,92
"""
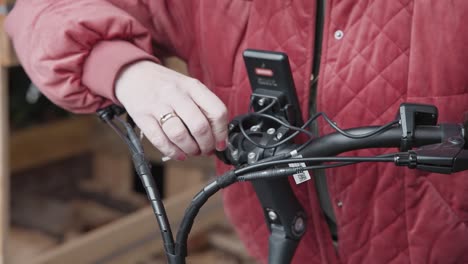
115,61,228,161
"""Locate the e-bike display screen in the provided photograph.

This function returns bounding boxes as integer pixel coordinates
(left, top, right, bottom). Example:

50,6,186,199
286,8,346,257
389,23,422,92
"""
243,49,303,127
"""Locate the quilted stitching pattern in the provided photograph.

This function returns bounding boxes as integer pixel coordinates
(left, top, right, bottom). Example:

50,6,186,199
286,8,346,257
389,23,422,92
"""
319,1,414,263
321,0,412,126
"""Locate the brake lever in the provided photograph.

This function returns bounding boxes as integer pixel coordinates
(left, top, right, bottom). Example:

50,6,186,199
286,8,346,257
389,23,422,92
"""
399,130,467,174
410,140,466,174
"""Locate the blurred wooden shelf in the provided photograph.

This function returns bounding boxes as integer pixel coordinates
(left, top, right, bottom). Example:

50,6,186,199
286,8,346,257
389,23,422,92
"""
10,116,98,173
0,15,19,67
29,183,225,264
4,114,218,264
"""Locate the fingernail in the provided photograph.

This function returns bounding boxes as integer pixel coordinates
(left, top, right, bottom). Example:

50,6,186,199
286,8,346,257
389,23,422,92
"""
216,140,227,151
177,154,186,161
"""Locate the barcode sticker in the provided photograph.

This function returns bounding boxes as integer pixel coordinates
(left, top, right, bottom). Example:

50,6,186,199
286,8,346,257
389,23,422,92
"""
288,155,311,184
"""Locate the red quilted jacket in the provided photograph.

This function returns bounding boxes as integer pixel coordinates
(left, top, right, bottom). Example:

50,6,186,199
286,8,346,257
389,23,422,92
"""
6,1,468,263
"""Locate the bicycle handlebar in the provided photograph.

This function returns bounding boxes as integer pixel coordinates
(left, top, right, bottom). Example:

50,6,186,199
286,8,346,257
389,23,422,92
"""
296,125,449,157
299,123,467,173
214,109,467,264
98,102,467,264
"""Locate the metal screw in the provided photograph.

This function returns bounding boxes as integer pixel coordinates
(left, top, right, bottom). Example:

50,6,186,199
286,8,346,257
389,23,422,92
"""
267,128,276,135
293,217,305,233
337,201,343,207
449,137,463,145
248,152,256,160
231,149,239,157
268,211,278,221
276,132,283,140
334,30,344,40
250,125,260,132
228,123,235,131
258,98,266,106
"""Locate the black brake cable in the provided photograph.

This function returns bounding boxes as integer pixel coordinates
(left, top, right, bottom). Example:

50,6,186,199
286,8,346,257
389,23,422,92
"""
237,163,350,181
104,119,139,153
174,153,399,259
174,169,237,259
322,113,400,139
114,116,144,153
235,155,397,175
294,115,400,152
237,156,397,181
99,110,176,260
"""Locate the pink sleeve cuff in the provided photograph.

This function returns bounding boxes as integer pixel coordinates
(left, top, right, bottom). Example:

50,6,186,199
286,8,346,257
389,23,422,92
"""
82,40,160,103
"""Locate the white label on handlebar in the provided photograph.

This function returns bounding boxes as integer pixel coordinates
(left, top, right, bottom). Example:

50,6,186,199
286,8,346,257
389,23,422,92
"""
288,155,311,184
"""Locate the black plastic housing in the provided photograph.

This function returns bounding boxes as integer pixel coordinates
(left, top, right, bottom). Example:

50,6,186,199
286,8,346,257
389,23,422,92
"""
243,49,303,127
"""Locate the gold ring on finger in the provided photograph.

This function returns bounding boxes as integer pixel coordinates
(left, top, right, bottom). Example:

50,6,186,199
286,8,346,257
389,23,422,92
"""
159,111,179,126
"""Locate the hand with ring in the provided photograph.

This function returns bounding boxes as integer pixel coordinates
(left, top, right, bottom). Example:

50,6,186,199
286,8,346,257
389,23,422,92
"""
115,61,228,161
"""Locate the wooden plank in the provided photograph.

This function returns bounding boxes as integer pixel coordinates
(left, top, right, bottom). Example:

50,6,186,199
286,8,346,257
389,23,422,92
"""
78,117,135,196
165,166,206,197
79,116,135,196
0,67,9,264
10,116,98,172
9,227,58,264
11,194,73,236
0,16,18,67
90,150,133,196
31,183,226,264
0,0,16,6
68,200,125,234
